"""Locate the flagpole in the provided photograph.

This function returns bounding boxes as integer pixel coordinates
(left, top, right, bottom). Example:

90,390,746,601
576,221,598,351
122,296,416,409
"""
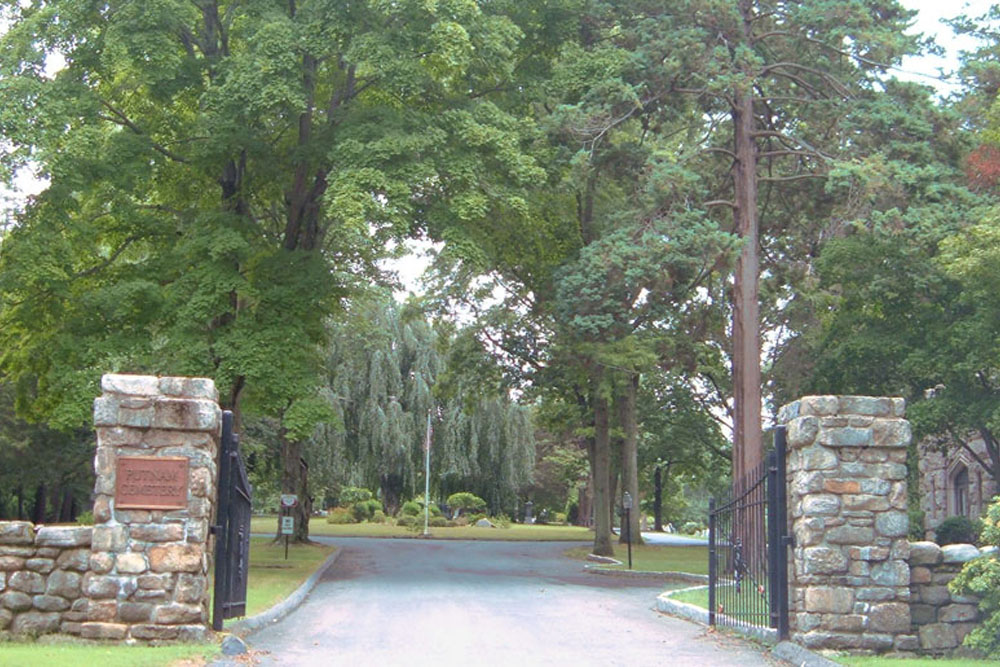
423,410,432,537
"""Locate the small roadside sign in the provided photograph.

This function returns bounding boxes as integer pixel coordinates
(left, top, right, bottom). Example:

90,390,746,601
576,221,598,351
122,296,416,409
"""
280,494,298,508
281,516,294,535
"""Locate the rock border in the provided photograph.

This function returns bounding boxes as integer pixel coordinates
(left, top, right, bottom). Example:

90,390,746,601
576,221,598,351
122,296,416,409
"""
226,547,341,638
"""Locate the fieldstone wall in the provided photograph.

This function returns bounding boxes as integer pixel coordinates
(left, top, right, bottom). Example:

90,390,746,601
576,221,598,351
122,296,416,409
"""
918,438,997,538
779,395,915,652
909,541,991,653
81,374,221,641
0,522,93,635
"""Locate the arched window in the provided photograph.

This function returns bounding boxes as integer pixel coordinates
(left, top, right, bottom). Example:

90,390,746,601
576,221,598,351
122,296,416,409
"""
953,464,970,518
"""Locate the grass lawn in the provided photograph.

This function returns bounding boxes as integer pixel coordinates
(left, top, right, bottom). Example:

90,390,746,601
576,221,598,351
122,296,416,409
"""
0,642,215,667
234,537,336,618
564,543,709,574
836,658,994,666
251,516,594,541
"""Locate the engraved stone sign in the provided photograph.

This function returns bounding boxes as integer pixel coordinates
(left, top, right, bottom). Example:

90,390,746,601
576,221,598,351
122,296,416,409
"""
115,456,189,509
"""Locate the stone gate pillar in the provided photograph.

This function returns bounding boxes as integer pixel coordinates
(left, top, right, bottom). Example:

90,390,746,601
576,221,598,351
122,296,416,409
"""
82,374,220,641
779,396,915,652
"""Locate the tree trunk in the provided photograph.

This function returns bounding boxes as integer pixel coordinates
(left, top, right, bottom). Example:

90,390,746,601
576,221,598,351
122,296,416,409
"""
653,464,664,532
619,373,643,545
32,483,46,524
592,382,614,556
277,432,312,542
731,78,763,484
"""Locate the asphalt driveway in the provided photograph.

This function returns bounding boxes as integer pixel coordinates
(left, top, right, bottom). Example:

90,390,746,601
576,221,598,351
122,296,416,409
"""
248,537,782,666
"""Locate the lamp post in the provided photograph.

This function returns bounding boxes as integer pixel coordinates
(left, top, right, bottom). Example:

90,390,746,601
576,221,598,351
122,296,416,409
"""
623,491,633,570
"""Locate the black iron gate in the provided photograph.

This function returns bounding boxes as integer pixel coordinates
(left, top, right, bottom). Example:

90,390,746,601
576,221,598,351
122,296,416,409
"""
212,410,252,631
708,425,790,639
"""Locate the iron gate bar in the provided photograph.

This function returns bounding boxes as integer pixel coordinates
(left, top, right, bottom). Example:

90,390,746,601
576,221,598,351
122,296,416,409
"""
707,425,789,639
212,410,253,631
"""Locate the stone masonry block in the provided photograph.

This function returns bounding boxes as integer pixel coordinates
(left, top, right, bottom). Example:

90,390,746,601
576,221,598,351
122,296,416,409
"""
115,552,148,574
838,396,893,416
941,543,981,564
909,541,942,565
102,374,160,396
868,602,910,633
35,526,92,548
9,571,45,593
919,623,958,650
824,479,860,494
152,398,220,432
802,494,840,515
803,546,848,574
81,622,128,640
158,376,218,401
46,570,81,598
799,396,840,416
872,419,911,448
11,610,60,635
0,522,34,545
787,416,819,448
148,544,203,573
875,511,909,538
817,427,872,448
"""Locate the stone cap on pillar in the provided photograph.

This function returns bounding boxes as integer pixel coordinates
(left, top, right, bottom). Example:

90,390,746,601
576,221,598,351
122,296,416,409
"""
778,395,910,450
94,374,221,433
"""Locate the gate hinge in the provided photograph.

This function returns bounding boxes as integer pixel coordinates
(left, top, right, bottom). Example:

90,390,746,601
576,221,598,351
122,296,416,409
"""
783,535,795,549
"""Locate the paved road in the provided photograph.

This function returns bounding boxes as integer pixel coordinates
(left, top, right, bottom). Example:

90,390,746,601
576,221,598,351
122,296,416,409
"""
248,538,782,667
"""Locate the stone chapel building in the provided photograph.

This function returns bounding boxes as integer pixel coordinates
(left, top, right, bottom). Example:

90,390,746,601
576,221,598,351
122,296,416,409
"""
918,436,997,538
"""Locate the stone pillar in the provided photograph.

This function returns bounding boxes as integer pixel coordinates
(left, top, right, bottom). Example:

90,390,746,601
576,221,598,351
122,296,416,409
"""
779,395,914,652
82,374,220,641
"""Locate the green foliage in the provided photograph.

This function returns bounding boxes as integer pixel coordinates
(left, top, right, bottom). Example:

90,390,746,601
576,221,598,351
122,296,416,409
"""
935,516,983,546
75,511,94,526
340,487,374,505
372,510,387,524
491,513,511,529
909,508,927,541
950,497,1000,657
352,499,383,523
445,492,486,513
681,521,704,536
428,516,448,528
395,515,418,527
326,507,356,525
400,501,422,517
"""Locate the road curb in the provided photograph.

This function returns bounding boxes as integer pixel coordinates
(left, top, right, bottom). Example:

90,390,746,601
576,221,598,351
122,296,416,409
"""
227,546,342,638
584,564,709,584
771,641,842,667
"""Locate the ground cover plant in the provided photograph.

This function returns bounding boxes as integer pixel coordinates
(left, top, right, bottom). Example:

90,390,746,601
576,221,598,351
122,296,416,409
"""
564,543,708,575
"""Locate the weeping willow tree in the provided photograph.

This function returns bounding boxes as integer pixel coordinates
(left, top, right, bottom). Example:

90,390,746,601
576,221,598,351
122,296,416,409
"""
311,294,534,515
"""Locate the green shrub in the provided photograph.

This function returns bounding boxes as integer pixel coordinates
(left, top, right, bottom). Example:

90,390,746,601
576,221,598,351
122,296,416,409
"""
950,497,1000,657
396,515,417,527
446,492,487,514
429,516,447,528
681,521,703,535
491,513,511,529
352,498,383,522
327,507,355,524
340,486,373,504
935,515,982,546
75,511,94,526
372,510,386,524
554,512,567,525
400,499,440,517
